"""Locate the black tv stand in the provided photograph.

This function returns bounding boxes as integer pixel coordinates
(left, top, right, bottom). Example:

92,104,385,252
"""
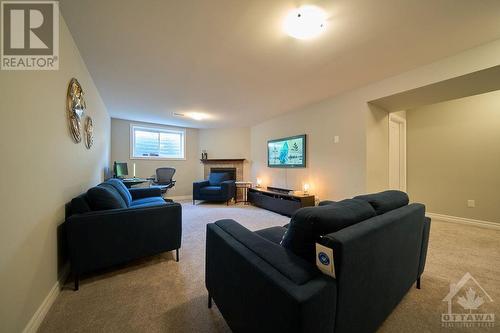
266,186,293,195
248,187,315,216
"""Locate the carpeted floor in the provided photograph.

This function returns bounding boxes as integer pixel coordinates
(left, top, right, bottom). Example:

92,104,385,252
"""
39,201,500,332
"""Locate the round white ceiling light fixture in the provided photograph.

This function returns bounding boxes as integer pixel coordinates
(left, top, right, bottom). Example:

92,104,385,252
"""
283,5,328,40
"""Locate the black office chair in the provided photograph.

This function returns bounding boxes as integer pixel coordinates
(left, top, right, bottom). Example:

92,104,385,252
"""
151,167,176,195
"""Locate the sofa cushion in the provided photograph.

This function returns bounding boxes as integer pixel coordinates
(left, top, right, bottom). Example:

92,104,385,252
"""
281,199,376,262
255,226,287,245
130,201,167,209
71,194,91,214
130,197,166,207
208,172,230,186
199,185,222,195
105,178,132,207
354,190,409,215
87,184,127,211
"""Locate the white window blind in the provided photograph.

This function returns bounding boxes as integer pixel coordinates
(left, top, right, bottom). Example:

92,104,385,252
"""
131,125,185,159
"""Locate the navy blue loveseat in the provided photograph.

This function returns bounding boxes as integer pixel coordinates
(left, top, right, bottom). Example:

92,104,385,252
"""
205,191,431,333
66,179,182,290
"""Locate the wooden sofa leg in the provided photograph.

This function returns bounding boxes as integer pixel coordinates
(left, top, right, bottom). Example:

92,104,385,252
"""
208,293,212,309
176,248,179,262
416,277,421,289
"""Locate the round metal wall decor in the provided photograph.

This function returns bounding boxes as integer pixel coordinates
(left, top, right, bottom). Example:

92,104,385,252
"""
84,116,94,149
67,78,86,143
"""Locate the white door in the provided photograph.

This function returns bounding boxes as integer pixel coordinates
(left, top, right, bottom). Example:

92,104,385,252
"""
389,114,407,191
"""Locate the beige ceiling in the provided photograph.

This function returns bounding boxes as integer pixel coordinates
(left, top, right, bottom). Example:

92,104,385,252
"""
60,0,500,128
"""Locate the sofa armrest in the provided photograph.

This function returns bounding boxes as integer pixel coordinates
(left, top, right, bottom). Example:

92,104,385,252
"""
318,200,336,206
321,203,426,333
206,219,336,332
220,180,235,187
220,180,236,197
193,180,210,199
66,203,182,275
129,187,162,199
193,180,210,190
211,219,318,283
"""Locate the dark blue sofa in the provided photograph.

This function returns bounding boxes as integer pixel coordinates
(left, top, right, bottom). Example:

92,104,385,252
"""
205,191,431,333
193,172,236,205
66,179,182,290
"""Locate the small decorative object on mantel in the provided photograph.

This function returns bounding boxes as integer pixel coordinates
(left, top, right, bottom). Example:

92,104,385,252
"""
201,150,208,160
84,116,94,149
67,78,86,143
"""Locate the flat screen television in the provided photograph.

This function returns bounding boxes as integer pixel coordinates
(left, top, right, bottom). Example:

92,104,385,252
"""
267,134,306,168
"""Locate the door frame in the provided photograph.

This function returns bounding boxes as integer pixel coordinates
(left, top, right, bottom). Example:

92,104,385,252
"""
388,114,407,191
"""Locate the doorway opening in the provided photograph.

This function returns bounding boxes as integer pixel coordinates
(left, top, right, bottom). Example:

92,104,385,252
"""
388,114,406,191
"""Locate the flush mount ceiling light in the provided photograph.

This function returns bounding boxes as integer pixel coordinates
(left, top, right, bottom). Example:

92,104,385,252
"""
283,5,327,40
172,111,209,121
186,112,208,121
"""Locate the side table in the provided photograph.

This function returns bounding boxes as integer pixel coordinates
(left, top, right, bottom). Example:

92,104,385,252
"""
235,181,252,204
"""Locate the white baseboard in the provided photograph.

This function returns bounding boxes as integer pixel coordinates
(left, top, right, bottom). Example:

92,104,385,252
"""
426,212,500,230
23,266,70,333
169,195,192,200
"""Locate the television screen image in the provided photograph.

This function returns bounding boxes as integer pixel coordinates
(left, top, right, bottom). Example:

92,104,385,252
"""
267,134,306,168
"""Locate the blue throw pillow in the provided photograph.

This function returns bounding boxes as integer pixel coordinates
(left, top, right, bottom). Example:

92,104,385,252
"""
208,172,230,186
354,190,409,215
87,184,127,211
281,199,376,263
105,178,132,207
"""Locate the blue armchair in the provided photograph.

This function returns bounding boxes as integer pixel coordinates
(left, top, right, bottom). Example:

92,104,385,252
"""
193,172,236,205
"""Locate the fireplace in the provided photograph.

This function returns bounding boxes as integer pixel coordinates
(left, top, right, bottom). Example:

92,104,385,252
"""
202,159,245,201
210,167,236,181
200,159,245,182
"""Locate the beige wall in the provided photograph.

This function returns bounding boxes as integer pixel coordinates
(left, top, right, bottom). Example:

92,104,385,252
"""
0,17,110,332
110,119,200,197
251,39,500,201
199,127,251,180
198,127,250,159
407,91,500,222
251,96,367,202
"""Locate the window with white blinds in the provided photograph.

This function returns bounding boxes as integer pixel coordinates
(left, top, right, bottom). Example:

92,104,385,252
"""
131,125,185,159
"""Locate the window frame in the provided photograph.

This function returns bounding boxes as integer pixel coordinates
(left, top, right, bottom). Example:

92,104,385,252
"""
130,124,186,160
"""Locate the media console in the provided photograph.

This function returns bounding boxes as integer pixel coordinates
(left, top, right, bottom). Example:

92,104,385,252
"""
248,187,315,216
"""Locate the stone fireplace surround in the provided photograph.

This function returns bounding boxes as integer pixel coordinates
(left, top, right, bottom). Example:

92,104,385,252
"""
200,159,245,182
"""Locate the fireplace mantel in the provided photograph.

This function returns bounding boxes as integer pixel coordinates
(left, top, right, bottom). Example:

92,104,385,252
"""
200,159,246,163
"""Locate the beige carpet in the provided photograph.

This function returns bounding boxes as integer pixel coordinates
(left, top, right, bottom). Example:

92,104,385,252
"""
39,202,500,332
